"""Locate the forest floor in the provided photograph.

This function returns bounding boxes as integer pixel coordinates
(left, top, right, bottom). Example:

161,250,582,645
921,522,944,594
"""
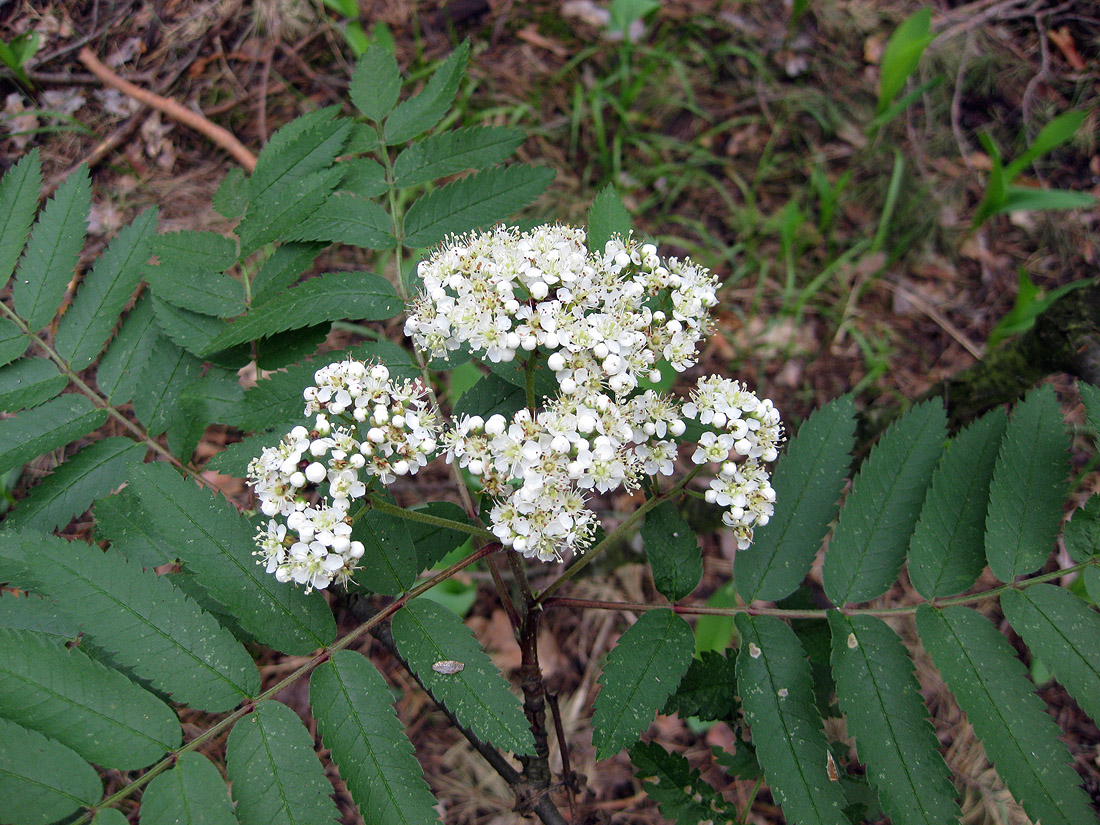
2,0,1100,823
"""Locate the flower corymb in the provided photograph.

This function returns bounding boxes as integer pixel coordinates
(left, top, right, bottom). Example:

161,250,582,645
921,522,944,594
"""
247,225,782,589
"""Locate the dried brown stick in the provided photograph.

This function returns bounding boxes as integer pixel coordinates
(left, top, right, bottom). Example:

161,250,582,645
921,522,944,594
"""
77,47,257,172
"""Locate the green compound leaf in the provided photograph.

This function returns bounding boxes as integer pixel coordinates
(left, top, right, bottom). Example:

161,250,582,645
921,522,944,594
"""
828,612,961,825
1002,585,1100,724
54,207,159,369
140,751,237,825
352,509,418,595
985,385,1069,582
213,166,247,219
823,399,946,605
1063,495,1100,562
0,715,101,825
586,184,632,254
338,157,389,198
630,741,733,825
288,192,394,250
350,43,402,123
202,271,402,354
392,598,535,755
12,165,90,331
311,651,439,825
93,485,184,569
641,501,702,601
916,605,1094,825
734,613,850,825
240,167,344,256
5,437,144,532
0,357,67,412
96,295,158,404
592,608,693,760
132,335,203,436
0,149,42,290
402,164,555,249
0,394,106,475
406,501,473,571
226,359,318,432
0,591,79,641
393,126,525,188
227,700,340,825
908,408,1007,598
662,650,738,722
145,231,244,318
738,396,857,603
150,296,234,359
128,461,336,655
1080,381,1100,444
0,627,179,769
384,42,469,145
453,372,525,420
250,241,324,306
0,316,30,367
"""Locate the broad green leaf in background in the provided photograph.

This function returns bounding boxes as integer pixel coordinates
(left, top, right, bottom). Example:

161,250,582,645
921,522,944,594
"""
393,126,525,187
92,809,127,825
0,394,106,475
1001,585,1100,723
391,597,535,755
734,613,849,825
138,752,237,825
630,741,732,825
225,358,319,432
288,193,394,250
249,241,324,306
11,165,90,331
227,701,341,825
586,184,632,255
0,149,42,289
145,262,245,319
876,7,934,115
5,437,144,531
350,42,402,123
453,372,525,421
0,627,179,769
338,157,389,197
0,316,29,367
738,396,856,603
213,166,247,219
693,580,736,656
907,408,1006,598
150,296,230,357
403,501,471,571
402,164,555,248
93,485,180,569
0,591,79,641
352,509,417,595
1079,381,1100,440
661,650,738,722
384,42,470,145
54,208,159,369
984,385,1068,581
1063,495,1100,563
592,608,693,759
0,715,101,825
917,605,1094,825
127,461,336,655
640,501,702,601
239,166,344,255
311,651,439,825
823,399,945,605
828,613,961,825
131,335,203,436
96,295,158,404
0,357,67,412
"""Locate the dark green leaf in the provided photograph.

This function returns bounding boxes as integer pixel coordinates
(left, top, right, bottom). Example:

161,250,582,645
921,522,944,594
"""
0,357,66,412
405,501,471,571
641,501,701,601
250,242,324,306
350,339,421,382
992,186,1095,216
288,192,395,250
92,808,127,825
734,613,849,825
338,157,388,198
1079,381,1100,443
0,150,42,289
592,608,693,759
213,166,248,219
145,231,244,317
96,295,158,403
150,296,234,358
227,701,340,825
1005,111,1088,181
205,427,292,478
352,509,417,595
738,397,857,603
876,7,933,114
985,384,1068,581
392,597,535,754
54,208,159,369
350,43,402,122
823,399,946,605
403,165,554,249
452,372,524,420
311,651,439,825
0,627,179,769
12,165,90,330
1064,495,1100,562
384,43,469,145
141,751,237,825
0,316,29,367
828,613,961,825
240,166,344,254
0,715,101,825
1002,585,1100,724
393,126,525,187
128,461,336,654
247,109,348,205
0,394,106,475
94,486,181,568
131,335,203,436
0,591,79,640
908,408,1007,598
917,605,1094,825
586,184,632,254
630,741,731,825
6,437,143,532
662,650,737,721
227,359,318,432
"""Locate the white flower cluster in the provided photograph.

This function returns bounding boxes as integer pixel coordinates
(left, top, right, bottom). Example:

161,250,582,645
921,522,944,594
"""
405,225,719,395
246,361,442,591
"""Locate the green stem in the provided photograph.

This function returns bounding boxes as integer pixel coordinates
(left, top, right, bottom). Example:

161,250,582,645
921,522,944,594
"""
366,492,496,542
79,541,502,823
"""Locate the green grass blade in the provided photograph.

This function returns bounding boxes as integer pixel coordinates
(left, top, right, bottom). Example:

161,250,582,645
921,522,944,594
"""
96,295,158,403
0,149,42,290
384,42,469,145
916,605,1094,825
0,357,67,412
0,715,101,825
641,501,702,601
128,461,336,655
908,408,1007,598
592,608,693,760
140,751,237,825
392,598,535,755
311,651,439,825
12,165,90,330
738,396,857,603
734,613,850,825
876,7,933,115
393,126,525,187
828,613,961,825
0,627,179,769
1004,111,1087,181
351,509,417,595
0,394,106,475
985,385,1068,581
227,700,340,825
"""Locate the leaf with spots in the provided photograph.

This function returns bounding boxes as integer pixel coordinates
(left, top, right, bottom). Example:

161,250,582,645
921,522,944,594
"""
139,752,236,825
